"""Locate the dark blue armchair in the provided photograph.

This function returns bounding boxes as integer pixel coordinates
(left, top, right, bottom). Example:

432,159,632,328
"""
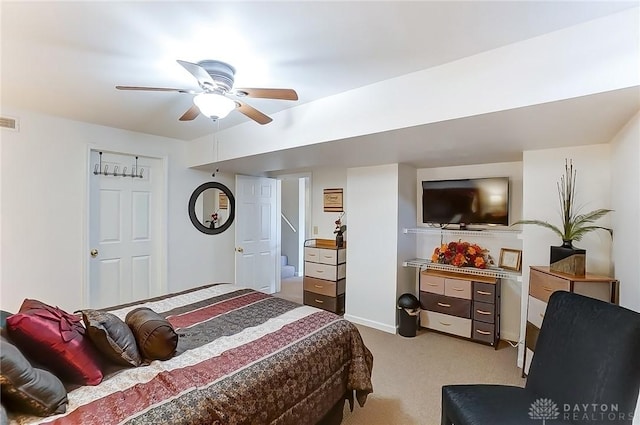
441,290,640,425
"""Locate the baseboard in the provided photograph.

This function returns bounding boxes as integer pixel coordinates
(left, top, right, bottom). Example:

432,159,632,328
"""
343,314,396,334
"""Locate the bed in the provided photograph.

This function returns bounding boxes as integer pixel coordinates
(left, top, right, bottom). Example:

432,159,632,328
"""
3,283,373,425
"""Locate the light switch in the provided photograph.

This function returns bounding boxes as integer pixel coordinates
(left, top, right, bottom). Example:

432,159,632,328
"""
313,226,318,235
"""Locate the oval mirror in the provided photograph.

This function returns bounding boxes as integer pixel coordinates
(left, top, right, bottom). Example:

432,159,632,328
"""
188,182,235,235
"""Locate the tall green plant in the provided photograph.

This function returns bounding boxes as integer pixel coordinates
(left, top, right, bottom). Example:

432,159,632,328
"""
514,159,612,243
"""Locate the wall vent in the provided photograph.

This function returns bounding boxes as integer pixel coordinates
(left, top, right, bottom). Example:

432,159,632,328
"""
0,116,19,131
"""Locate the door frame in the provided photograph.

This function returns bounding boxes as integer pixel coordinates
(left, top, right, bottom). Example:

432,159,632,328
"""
83,145,169,307
276,172,312,277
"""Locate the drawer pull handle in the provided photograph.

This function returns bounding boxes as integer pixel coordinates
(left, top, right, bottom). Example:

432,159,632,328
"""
476,310,492,315
315,299,324,304
543,286,553,292
427,283,439,287
540,313,544,318
316,270,324,273
308,254,317,257
439,322,451,326
314,284,323,288
476,329,491,335
451,287,464,292
437,302,451,308
477,290,491,295
323,255,332,258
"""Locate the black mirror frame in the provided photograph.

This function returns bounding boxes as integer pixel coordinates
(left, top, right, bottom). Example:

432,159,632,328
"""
188,182,235,235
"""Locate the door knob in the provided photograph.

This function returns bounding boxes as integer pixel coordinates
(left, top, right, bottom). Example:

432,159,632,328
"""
236,247,244,253
90,249,99,258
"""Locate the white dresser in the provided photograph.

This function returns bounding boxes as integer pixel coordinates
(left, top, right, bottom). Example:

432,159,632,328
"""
303,239,346,314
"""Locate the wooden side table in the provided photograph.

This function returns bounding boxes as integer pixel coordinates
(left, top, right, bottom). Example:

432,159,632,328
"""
523,266,618,375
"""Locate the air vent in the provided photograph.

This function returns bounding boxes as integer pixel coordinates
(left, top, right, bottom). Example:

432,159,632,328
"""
0,116,19,131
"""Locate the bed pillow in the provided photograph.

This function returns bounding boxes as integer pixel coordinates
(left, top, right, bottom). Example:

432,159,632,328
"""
0,337,68,416
125,307,178,361
81,309,142,367
6,299,103,385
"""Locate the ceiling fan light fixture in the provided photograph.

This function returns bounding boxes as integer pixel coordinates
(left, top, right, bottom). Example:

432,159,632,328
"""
193,93,236,119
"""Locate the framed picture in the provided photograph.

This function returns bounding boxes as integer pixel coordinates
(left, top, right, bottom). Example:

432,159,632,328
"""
218,192,228,209
499,248,522,272
323,188,343,212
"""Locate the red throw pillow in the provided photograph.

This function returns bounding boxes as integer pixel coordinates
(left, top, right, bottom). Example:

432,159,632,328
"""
6,299,103,385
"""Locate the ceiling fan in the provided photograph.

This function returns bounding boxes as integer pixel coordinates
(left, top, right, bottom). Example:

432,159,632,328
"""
116,60,298,125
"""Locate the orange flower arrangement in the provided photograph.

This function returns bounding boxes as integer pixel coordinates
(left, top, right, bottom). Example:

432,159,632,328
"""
431,240,491,269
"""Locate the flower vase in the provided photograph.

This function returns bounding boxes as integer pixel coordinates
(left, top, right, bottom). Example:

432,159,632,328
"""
550,240,585,276
335,233,344,248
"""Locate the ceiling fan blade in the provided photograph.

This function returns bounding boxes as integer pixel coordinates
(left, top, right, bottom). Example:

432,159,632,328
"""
179,105,200,121
234,88,298,101
116,85,196,94
236,101,272,125
177,60,217,90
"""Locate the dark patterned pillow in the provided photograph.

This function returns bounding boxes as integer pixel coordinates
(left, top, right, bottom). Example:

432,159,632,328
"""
125,307,178,361
0,337,68,416
81,310,142,367
6,299,103,385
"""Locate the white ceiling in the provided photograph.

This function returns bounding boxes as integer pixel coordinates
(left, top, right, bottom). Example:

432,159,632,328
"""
2,1,639,171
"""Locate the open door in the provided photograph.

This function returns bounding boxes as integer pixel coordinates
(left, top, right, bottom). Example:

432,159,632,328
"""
234,175,279,293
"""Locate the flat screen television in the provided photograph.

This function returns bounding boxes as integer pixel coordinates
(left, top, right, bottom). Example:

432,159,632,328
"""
422,177,509,226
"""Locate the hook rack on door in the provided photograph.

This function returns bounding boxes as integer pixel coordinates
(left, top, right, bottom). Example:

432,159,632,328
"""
92,152,144,178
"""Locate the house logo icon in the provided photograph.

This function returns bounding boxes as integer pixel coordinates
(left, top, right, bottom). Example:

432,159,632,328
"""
529,398,560,424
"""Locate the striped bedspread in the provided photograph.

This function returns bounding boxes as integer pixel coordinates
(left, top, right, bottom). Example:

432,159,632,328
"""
13,284,373,425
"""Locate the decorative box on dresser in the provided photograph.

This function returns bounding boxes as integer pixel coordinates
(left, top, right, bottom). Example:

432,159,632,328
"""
523,266,619,375
303,239,346,315
419,269,501,348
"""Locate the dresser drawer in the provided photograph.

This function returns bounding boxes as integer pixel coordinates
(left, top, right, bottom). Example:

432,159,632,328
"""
420,272,445,295
303,291,344,314
530,270,570,302
303,276,345,296
472,321,495,344
420,292,471,318
316,248,337,265
473,282,496,303
304,247,320,263
473,301,495,324
527,295,547,329
419,310,471,338
304,261,346,280
444,278,472,300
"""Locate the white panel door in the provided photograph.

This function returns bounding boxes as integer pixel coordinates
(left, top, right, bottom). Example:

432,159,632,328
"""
89,151,161,308
235,175,278,294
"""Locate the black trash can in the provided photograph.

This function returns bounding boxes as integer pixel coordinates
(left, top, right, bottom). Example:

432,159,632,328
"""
397,293,420,337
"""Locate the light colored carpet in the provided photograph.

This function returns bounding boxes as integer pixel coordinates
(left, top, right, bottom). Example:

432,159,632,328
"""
275,277,525,425
275,276,304,304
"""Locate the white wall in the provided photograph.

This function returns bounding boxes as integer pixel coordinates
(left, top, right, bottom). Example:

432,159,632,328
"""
310,168,348,240
396,164,417,299
345,164,400,333
610,110,640,312
519,144,612,365
0,108,234,312
416,162,524,342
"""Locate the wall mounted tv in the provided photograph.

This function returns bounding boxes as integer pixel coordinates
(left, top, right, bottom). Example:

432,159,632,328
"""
422,177,509,226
